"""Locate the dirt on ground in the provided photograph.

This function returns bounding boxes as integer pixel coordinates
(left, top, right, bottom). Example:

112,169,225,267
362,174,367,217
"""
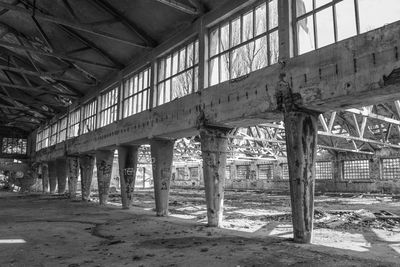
0,189,399,267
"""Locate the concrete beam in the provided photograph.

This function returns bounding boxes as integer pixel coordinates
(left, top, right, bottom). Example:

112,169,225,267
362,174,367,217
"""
200,126,230,227
79,155,95,201
150,139,174,216
95,150,114,205
34,20,400,161
118,145,139,209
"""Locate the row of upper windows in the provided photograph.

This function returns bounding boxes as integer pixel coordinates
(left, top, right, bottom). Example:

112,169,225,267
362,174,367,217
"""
36,0,400,151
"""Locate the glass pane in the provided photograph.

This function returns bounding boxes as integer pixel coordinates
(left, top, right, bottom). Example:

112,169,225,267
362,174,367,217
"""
316,7,334,48
187,42,194,67
315,0,331,8
253,36,268,70
143,70,148,88
166,56,171,78
158,60,165,81
194,66,198,92
358,0,400,33
220,52,229,82
179,48,186,72
210,28,219,57
268,0,278,29
231,17,241,47
296,0,313,17
297,15,315,54
231,43,252,79
165,80,171,103
209,57,219,86
242,11,253,42
157,83,164,105
220,23,229,52
255,3,267,36
269,30,279,64
194,40,199,64
172,52,179,75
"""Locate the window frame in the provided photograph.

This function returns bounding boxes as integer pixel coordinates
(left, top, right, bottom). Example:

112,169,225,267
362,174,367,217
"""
99,85,119,128
82,99,97,134
123,66,151,118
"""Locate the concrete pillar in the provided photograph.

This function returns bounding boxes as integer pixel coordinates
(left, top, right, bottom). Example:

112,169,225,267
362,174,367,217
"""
284,111,318,244
332,155,343,182
47,161,57,194
56,158,68,194
41,163,49,193
95,150,114,205
150,139,174,216
200,126,230,227
79,155,95,201
67,157,79,199
118,146,139,209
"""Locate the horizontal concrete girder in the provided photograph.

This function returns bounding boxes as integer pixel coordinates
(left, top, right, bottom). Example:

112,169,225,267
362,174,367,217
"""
35,21,400,161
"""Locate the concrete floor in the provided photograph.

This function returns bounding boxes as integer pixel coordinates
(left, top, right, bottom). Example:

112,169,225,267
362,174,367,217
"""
1,190,399,267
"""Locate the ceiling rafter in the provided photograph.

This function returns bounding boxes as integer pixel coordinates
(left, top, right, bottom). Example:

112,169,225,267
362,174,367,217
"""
155,0,202,15
90,0,157,47
0,0,151,48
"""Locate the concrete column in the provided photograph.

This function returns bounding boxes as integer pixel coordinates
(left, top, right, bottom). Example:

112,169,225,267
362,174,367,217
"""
200,126,230,227
150,139,174,216
284,111,318,244
79,155,95,201
47,161,57,194
95,150,114,205
118,146,139,209
56,158,68,194
41,163,49,193
67,157,79,199
332,155,343,182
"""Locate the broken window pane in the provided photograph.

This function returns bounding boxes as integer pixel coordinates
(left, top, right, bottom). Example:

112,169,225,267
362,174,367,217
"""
253,36,268,70
165,56,171,77
296,0,313,17
315,0,331,8
297,15,315,54
172,52,179,75
187,42,193,67
220,53,229,82
179,48,186,72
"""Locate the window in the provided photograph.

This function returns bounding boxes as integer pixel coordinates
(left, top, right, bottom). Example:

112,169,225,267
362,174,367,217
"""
42,127,50,148
49,123,58,146
123,67,151,118
1,138,27,154
176,167,187,180
258,164,273,179
99,86,119,127
226,165,231,179
68,109,81,139
237,165,250,179
58,116,67,143
295,0,400,55
209,0,279,86
315,161,332,180
344,160,369,179
189,167,199,180
282,163,289,179
82,100,97,134
36,131,42,151
155,39,199,106
382,158,400,180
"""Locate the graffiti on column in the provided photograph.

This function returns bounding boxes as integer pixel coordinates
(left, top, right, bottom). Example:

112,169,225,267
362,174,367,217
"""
98,160,112,195
160,168,170,190
123,167,136,200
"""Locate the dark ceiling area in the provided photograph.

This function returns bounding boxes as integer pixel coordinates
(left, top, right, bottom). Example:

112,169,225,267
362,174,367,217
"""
0,0,217,132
